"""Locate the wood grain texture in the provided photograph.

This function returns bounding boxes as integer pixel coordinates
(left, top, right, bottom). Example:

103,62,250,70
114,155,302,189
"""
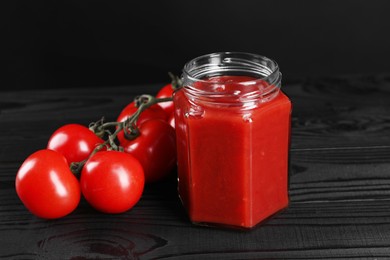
1,75,390,259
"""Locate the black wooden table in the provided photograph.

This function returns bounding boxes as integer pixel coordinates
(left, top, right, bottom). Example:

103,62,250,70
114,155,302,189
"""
1,75,390,259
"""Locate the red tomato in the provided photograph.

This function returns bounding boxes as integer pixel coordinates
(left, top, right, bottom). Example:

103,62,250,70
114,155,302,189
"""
15,149,81,219
120,119,176,183
80,151,145,214
156,83,175,115
116,101,168,144
47,124,105,165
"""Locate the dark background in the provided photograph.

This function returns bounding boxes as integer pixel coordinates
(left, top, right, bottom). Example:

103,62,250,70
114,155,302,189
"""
3,0,390,91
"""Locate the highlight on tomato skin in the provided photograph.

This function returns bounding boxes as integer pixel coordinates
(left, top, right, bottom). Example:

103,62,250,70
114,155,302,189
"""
168,113,175,129
15,149,81,219
156,83,175,116
80,151,145,214
47,123,105,166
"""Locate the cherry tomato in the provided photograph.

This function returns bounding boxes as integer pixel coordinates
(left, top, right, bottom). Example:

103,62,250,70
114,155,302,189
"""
156,83,175,116
80,151,145,214
47,124,105,165
120,119,176,183
116,101,168,144
15,149,81,219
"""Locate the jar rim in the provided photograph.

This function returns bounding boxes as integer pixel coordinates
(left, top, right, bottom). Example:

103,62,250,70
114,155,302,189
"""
181,52,282,104
182,51,280,85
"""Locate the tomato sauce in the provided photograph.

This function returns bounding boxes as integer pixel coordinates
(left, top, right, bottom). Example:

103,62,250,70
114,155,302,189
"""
174,75,291,228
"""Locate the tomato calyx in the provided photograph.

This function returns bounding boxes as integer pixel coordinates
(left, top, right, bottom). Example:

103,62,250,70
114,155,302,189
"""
69,94,173,176
168,72,182,91
69,142,107,177
117,94,172,141
88,117,108,139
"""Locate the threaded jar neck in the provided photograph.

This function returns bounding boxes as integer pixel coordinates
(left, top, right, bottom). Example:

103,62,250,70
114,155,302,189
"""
181,52,282,105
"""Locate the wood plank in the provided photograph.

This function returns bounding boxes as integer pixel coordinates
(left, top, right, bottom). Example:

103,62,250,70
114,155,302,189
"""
285,75,390,150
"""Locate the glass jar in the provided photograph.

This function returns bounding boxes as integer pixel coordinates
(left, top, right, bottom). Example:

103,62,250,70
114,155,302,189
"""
173,52,291,229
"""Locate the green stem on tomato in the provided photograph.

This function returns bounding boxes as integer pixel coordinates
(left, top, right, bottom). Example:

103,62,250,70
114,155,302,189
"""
69,142,108,177
88,117,106,138
70,94,173,177
168,72,182,90
122,95,172,140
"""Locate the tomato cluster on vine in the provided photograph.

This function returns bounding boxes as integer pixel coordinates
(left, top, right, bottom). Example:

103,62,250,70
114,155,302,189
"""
15,79,178,219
